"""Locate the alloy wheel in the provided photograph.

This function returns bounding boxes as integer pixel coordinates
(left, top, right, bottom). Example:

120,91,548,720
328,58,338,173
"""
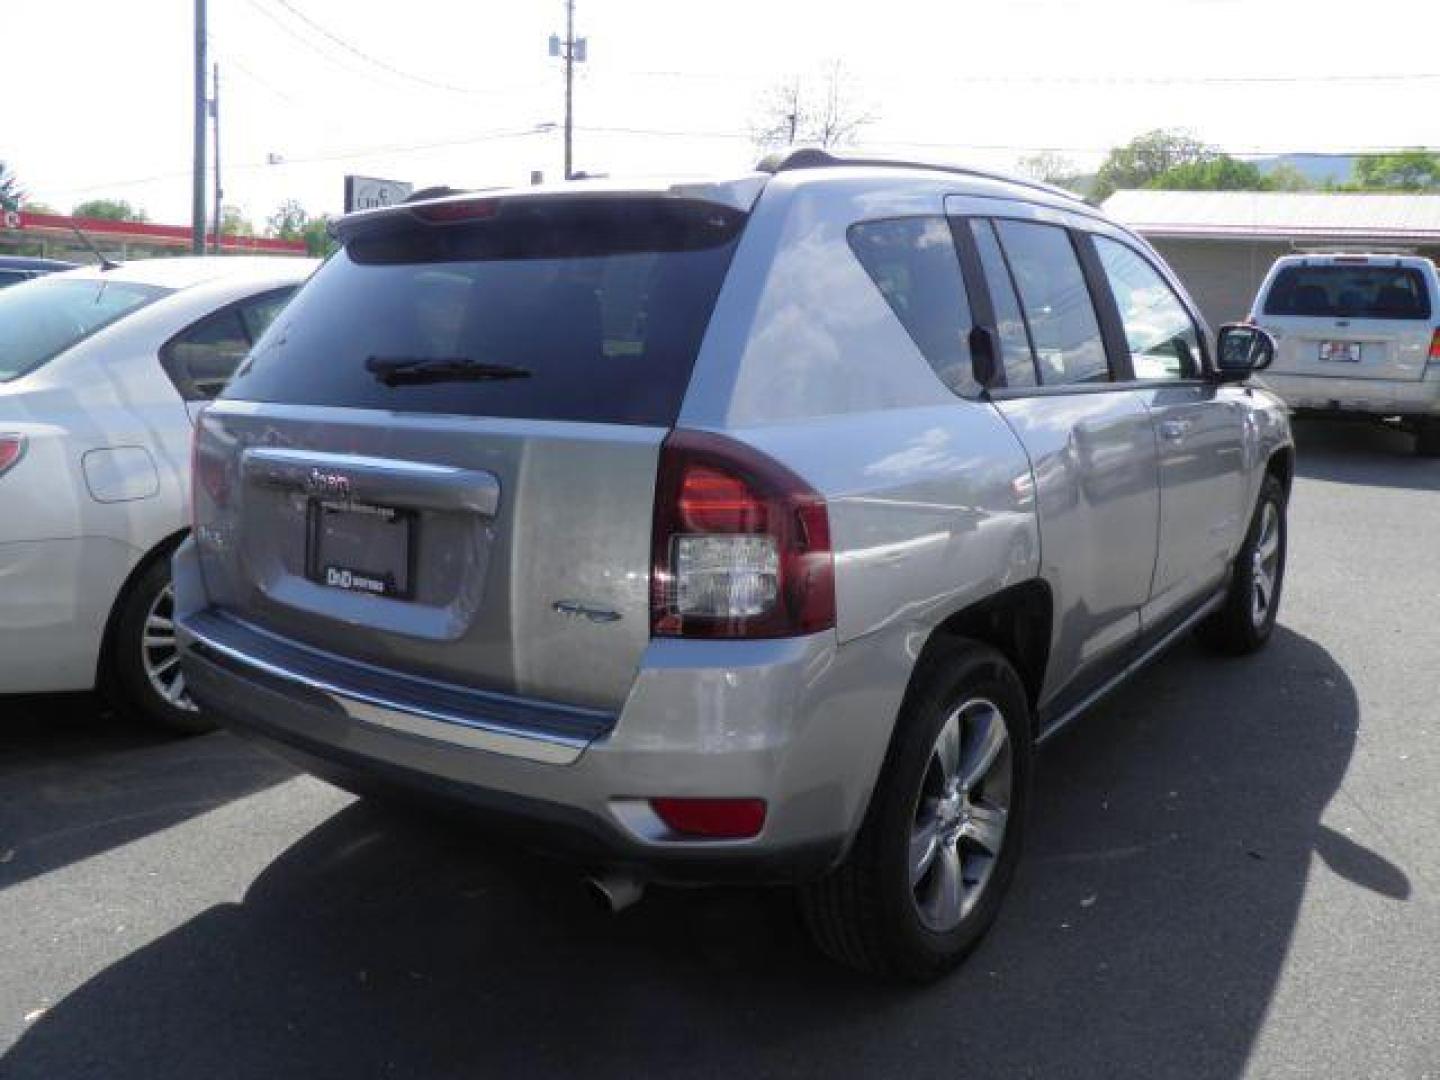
141,584,197,712
1250,501,1281,627
908,698,1013,932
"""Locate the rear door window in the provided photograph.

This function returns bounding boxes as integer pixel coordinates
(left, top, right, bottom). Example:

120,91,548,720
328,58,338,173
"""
968,220,1039,388
1263,264,1433,320
992,220,1111,386
224,199,747,426
847,217,976,396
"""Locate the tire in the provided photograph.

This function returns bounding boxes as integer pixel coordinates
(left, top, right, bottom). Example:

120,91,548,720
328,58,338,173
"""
799,641,1032,981
106,553,217,736
1196,474,1287,656
1415,419,1440,458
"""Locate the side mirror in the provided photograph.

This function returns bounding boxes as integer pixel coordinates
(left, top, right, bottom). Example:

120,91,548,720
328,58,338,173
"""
1214,323,1276,381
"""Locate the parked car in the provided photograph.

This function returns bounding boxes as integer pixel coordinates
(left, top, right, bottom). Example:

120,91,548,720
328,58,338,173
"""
0,255,317,732
0,255,78,289
174,151,1291,979
1249,253,1440,455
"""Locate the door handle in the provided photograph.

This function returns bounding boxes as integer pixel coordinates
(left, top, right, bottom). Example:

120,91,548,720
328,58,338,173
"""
1159,419,1193,441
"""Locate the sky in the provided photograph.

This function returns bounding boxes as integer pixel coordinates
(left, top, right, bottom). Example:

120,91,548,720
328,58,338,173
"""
7,0,1440,230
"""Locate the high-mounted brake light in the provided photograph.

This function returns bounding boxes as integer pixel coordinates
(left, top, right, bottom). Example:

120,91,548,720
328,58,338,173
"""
651,430,834,639
0,434,26,478
409,199,500,224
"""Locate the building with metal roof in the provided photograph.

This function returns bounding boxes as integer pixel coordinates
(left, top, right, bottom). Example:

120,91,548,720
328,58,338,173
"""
1102,190,1440,330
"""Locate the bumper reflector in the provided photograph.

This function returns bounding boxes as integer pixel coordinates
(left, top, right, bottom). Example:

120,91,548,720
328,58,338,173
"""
650,797,766,838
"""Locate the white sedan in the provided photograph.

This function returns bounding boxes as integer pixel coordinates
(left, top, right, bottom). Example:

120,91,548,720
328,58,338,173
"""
0,255,317,732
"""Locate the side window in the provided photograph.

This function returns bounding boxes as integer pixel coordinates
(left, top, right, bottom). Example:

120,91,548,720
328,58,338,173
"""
993,220,1111,386
238,288,297,342
161,308,250,401
1092,237,1200,381
848,217,977,396
967,220,1038,388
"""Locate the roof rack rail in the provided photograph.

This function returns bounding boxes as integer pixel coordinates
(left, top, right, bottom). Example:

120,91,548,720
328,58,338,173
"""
755,147,1092,207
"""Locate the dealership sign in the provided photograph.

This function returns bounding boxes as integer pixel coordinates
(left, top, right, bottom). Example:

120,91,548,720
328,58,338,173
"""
344,175,414,213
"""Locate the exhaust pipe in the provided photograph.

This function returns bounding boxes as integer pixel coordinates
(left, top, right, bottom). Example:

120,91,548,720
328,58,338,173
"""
584,872,645,913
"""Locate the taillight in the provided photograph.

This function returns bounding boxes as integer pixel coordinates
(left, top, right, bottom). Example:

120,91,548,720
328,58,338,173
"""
651,430,834,639
0,434,26,478
1429,329,1440,364
190,411,227,513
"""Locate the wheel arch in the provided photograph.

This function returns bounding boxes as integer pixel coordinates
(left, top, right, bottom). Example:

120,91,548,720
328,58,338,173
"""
95,527,190,688
910,579,1054,737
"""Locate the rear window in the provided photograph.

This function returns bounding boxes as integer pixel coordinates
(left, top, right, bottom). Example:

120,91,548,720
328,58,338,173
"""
224,199,747,426
1263,264,1433,320
0,278,170,382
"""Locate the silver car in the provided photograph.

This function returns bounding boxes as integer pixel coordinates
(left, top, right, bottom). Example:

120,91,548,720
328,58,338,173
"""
1249,252,1440,455
174,151,1293,979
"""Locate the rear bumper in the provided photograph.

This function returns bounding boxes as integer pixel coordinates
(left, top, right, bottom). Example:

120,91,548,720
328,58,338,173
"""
173,540,908,884
1259,372,1440,417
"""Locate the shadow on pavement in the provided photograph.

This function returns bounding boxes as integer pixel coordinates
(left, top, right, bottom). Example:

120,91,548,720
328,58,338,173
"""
1291,416,1440,490
0,694,294,890
2,627,1402,1079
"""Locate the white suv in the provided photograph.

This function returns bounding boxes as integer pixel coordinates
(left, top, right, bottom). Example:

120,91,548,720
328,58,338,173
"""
1250,253,1440,455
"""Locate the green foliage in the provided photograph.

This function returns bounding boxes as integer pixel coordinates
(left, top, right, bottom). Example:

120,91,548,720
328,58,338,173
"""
1264,163,1315,192
1352,150,1440,192
267,198,308,240
1147,155,1269,192
72,198,149,222
1017,151,1084,192
266,199,336,257
1093,129,1212,200
301,216,338,258
0,161,23,212
219,205,254,237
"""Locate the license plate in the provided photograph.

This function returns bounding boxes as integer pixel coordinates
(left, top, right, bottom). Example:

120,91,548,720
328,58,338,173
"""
307,500,415,599
1319,341,1361,363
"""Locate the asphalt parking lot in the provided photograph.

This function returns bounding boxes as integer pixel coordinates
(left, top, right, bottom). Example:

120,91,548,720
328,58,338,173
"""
2,418,1437,1080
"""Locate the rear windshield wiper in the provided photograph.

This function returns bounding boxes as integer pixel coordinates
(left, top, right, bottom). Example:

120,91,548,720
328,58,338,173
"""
365,356,532,386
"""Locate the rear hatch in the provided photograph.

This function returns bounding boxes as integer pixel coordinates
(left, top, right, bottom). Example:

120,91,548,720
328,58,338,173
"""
192,193,747,712
1259,259,1435,381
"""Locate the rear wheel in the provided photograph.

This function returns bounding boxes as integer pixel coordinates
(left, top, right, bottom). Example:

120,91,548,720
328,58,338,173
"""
799,642,1032,981
107,554,216,736
1196,474,1287,655
1415,418,1440,458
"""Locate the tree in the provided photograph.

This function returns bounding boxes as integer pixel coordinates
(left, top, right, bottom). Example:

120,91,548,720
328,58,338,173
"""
1148,155,1269,192
21,200,58,214
219,205,254,237
1265,163,1314,192
267,199,309,241
1017,151,1083,191
300,215,338,258
0,161,23,212
72,198,149,222
752,61,875,151
1353,150,1440,192
1092,129,1212,201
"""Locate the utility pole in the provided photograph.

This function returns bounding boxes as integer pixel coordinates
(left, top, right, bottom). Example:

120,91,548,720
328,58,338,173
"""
549,2,586,180
211,63,222,254
192,0,207,254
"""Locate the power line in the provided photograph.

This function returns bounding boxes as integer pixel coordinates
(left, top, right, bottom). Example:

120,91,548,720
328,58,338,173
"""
265,0,500,96
602,67,1440,88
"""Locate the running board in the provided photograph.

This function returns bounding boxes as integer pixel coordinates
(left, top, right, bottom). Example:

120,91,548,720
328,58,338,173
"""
1036,590,1226,746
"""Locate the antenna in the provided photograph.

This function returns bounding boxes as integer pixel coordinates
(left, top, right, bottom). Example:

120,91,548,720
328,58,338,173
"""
70,225,121,272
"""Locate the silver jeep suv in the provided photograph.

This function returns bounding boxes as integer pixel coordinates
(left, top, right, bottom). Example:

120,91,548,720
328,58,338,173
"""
174,150,1293,979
